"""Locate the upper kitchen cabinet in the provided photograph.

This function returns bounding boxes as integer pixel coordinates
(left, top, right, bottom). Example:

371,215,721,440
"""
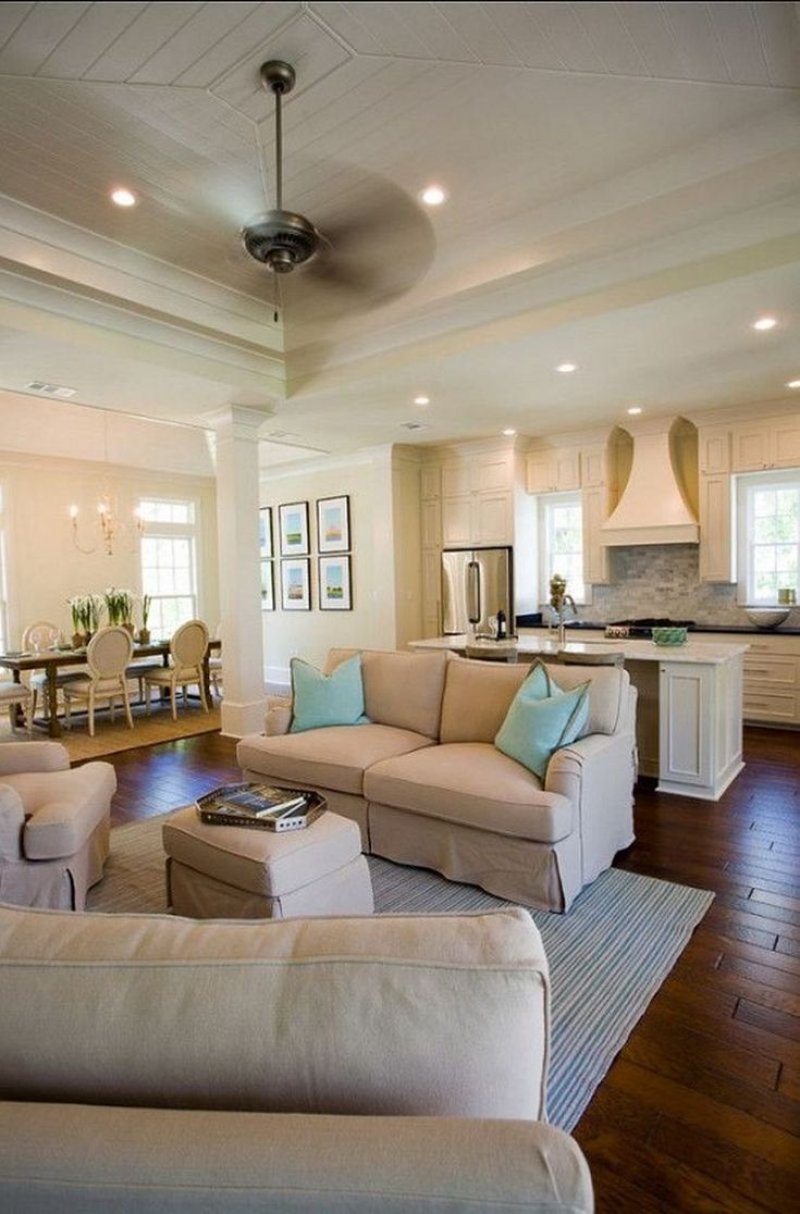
731,414,800,471
440,447,515,547
698,425,731,474
526,447,580,494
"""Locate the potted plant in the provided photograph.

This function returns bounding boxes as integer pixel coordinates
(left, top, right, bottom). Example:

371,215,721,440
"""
67,596,87,648
139,594,152,646
86,593,104,638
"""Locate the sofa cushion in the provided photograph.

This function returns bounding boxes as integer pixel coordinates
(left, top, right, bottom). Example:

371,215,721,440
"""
439,659,531,744
3,763,116,861
289,654,367,732
236,724,435,796
0,903,549,1121
544,663,628,736
495,675,590,780
326,649,449,739
0,784,25,861
365,742,574,843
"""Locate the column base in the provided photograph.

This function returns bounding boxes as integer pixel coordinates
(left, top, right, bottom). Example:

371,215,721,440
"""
220,698,267,739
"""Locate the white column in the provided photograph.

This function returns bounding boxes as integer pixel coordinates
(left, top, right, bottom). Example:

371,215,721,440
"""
210,406,266,737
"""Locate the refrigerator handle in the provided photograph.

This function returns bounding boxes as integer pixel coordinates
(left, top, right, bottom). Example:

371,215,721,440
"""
467,560,481,624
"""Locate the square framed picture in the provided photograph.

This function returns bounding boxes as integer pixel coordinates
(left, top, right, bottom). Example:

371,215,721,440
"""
260,559,274,611
259,507,273,559
317,495,350,553
279,501,310,556
281,558,311,611
319,555,352,611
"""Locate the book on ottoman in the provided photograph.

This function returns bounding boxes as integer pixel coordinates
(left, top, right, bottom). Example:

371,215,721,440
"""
196,783,326,832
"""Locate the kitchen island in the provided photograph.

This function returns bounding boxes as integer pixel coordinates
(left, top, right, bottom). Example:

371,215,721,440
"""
409,634,749,801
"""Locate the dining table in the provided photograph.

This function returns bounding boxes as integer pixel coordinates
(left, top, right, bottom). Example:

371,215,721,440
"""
0,638,221,738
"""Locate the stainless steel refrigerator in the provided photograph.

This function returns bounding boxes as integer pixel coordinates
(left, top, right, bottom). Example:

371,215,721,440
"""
441,547,514,636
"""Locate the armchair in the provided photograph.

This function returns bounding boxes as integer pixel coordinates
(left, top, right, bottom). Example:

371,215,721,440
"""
0,742,116,909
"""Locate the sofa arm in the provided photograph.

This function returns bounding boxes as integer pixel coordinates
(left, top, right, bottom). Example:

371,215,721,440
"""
0,1104,594,1213
0,742,70,776
546,730,636,884
264,694,292,736
0,785,25,861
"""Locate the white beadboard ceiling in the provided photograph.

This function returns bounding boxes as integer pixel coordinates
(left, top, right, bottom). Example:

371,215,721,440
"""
0,0,798,461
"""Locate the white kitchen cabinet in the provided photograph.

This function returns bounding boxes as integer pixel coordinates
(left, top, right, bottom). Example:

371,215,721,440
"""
698,426,730,475
441,450,514,547
698,473,733,583
699,630,800,726
421,497,441,550
526,447,580,494
731,415,800,471
579,444,608,489
658,657,744,800
421,547,442,638
421,462,441,501
582,486,610,585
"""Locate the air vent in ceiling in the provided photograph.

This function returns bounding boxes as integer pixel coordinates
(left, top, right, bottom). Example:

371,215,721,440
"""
400,421,430,431
25,381,77,399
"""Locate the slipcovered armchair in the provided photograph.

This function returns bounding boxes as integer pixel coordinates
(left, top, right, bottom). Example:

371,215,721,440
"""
0,742,116,910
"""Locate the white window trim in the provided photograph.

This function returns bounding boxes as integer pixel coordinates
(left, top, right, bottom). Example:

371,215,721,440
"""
735,469,800,606
538,490,590,607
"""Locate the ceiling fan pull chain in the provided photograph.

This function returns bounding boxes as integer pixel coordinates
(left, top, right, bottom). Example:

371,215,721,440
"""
273,272,282,324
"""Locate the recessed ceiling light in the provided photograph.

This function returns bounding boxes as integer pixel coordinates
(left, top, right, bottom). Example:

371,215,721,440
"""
419,185,447,207
627,406,643,415
502,428,516,436
110,187,137,207
752,316,777,331
786,379,800,390
413,395,430,406
556,362,577,374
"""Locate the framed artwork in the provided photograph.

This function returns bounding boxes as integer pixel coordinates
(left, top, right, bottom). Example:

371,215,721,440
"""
279,501,310,556
317,495,350,553
259,507,273,559
319,555,352,611
281,558,311,611
260,559,274,611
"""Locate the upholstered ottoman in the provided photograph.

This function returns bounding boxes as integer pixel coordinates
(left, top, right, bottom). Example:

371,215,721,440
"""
162,806,374,919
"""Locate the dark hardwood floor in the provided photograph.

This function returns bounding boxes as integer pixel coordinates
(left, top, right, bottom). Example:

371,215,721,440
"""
101,725,800,1213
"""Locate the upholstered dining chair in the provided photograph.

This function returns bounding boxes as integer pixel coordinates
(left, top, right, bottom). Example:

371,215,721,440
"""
63,625,134,737
144,619,210,720
20,619,82,723
0,679,33,734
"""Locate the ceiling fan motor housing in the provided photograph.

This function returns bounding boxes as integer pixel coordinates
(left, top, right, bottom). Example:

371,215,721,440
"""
242,210,321,273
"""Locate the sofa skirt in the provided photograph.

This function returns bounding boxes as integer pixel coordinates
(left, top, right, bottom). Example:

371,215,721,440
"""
368,802,582,913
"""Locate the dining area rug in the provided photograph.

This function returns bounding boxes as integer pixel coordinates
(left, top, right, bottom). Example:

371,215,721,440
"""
0,703,221,762
87,812,714,1133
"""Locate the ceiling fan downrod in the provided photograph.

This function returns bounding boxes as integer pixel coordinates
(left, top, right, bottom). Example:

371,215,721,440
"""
242,60,321,277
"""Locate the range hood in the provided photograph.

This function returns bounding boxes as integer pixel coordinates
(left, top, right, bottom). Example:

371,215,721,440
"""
602,417,699,546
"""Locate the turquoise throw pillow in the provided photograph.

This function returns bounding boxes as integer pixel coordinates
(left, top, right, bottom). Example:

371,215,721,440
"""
289,655,368,733
495,673,590,780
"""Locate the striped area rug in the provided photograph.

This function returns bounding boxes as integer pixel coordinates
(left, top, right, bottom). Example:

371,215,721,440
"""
88,814,713,1132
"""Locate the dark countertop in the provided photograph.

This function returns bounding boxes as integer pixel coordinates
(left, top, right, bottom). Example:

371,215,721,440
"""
515,616,800,637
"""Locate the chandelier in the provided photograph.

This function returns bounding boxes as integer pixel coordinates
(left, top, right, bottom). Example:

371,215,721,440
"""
69,494,145,557
69,411,146,557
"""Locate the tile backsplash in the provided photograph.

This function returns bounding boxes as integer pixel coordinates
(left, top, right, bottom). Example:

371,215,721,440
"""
576,545,799,627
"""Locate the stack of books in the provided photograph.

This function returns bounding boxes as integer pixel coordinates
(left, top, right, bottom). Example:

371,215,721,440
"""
195,782,326,832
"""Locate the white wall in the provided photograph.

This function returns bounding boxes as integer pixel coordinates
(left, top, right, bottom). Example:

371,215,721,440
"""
0,449,218,646
260,446,422,686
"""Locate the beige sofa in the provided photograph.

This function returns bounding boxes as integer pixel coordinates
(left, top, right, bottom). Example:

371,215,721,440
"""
0,741,116,909
238,649,637,913
0,901,593,1212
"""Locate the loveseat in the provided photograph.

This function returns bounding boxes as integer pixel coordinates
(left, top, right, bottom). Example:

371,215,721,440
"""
0,901,593,1212
0,741,116,909
238,649,637,913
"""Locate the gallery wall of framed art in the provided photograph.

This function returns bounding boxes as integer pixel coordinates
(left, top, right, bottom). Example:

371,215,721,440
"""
264,495,353,613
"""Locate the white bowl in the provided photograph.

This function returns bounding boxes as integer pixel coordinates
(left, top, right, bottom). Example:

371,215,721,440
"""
746,608,790,630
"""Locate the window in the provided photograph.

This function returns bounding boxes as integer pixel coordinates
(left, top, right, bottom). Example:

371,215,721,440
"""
737,471,800,604
138,497,198,634
539,492,586,605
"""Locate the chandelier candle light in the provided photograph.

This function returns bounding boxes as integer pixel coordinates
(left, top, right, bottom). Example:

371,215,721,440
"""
69,496,145,557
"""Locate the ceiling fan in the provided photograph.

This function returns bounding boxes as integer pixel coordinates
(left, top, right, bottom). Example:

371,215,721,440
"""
241,60,435,323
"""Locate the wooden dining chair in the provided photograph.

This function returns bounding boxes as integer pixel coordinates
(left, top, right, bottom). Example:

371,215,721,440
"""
63,626,134,737
144,619,210,720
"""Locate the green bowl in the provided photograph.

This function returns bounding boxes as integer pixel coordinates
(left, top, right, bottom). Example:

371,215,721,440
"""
652,626,688,646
